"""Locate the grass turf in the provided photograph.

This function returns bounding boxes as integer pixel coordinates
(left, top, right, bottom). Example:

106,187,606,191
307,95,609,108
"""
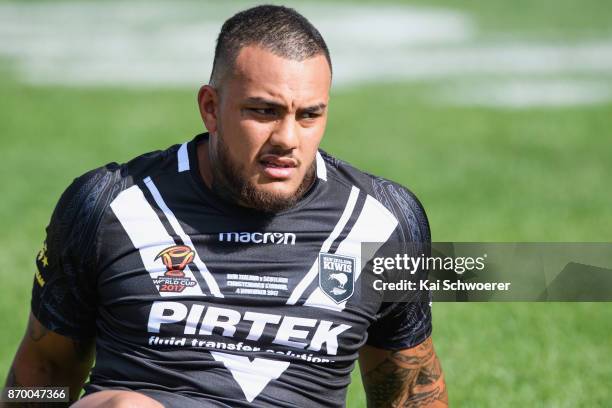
1,78,611,407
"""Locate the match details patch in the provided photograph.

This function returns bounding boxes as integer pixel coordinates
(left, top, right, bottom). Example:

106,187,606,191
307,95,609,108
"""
318,253,355,303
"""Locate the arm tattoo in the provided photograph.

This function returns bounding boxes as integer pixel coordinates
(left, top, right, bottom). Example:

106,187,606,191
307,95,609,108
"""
5,315,93,406
28,314,93,362
363,338,448,407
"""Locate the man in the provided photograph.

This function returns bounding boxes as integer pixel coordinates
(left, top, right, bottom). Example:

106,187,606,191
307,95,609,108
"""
5,5,447,407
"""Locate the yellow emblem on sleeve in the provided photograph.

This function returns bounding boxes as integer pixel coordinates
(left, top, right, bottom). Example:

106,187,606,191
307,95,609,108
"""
35,241,48,286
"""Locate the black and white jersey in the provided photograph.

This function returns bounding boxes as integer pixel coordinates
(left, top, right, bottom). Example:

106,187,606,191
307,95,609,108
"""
32,133,431,407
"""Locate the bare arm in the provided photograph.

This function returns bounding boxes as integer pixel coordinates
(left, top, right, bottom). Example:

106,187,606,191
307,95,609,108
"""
4,312,95,406
360,336,448,408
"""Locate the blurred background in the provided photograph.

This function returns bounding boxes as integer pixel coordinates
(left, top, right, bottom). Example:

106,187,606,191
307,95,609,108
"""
1,0,611,406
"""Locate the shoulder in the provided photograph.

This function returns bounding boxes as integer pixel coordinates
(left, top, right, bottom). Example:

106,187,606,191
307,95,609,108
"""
56,142,184,216
368,175,430,244
47,163,124,258
49,142,183,248
122,142,184,183
319,149,430,243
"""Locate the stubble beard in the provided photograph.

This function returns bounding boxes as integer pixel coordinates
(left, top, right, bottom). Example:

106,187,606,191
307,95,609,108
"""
209,133,316,214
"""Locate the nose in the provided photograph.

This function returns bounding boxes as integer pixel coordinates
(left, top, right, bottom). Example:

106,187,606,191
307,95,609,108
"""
268,116,299,151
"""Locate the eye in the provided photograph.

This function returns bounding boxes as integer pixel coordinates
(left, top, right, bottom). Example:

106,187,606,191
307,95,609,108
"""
300,111,321,120
249,107,276,116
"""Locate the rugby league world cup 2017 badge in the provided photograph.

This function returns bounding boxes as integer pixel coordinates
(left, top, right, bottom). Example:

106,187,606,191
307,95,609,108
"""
318,253,356,303
153,245,197,293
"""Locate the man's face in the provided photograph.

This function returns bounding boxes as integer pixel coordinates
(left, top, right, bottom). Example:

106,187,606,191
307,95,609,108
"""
200,45,331,212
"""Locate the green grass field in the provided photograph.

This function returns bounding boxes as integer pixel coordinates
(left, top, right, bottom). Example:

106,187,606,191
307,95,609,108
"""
1,0,611,406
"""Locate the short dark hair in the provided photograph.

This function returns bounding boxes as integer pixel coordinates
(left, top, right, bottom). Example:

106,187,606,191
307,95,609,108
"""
210,5,332,86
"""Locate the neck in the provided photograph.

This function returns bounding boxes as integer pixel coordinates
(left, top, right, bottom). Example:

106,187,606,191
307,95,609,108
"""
195,135,250,207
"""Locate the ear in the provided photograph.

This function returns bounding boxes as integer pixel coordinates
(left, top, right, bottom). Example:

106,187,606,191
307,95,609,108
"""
197,85,219,135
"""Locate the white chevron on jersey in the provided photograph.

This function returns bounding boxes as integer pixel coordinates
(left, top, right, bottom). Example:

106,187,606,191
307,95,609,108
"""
177,142,189,172
315,151,327,181
210,351,290,403
287,186,360,305
144,177,224,298
110,185,205,297
304,194,399,311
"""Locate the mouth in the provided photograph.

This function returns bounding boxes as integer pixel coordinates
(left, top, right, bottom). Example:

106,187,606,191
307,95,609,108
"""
258,155,298,180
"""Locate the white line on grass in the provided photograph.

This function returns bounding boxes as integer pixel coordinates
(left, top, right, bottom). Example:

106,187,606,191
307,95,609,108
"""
0,1,611,107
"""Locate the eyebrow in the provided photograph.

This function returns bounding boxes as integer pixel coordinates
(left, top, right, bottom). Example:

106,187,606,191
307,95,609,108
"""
300,103,327,113
243,97,327,112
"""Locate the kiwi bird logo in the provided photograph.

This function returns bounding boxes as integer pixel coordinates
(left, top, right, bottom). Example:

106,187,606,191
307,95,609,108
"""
329,273,348,288
155,245,195,278
319,253,355,303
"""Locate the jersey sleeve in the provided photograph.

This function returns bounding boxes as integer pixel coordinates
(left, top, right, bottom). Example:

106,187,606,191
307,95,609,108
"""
31,164,118,339
366,177,432,350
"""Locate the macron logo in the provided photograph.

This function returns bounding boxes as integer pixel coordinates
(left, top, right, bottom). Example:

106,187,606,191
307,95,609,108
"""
219,232,296,245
